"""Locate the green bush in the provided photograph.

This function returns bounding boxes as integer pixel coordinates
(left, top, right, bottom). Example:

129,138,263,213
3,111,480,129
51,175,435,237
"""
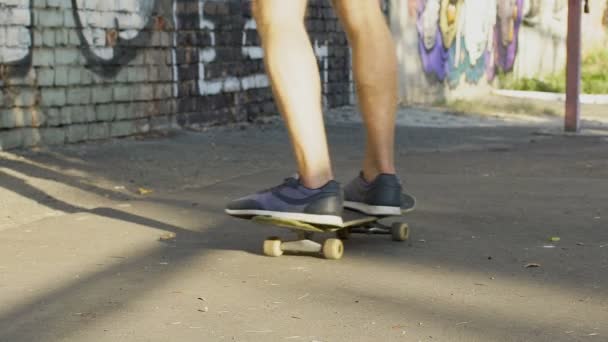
581,49,608,94
499,49,608,94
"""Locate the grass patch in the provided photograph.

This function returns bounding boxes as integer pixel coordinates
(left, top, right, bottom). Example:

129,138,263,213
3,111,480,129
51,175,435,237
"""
432,97,560,117
581,49,608,94
499,49,608,94
455,98,558,116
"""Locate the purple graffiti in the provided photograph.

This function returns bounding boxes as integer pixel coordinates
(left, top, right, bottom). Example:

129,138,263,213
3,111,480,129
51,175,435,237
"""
417,0,449,81
416,0,525,85
493,0,524,72
485,49,496,80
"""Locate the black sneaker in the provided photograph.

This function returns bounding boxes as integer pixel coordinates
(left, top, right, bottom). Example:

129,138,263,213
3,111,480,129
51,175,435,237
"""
225,176,343,226
344,172,414,215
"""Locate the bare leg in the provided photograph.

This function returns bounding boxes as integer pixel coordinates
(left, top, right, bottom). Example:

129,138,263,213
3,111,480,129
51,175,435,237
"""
332,0,398,182
253,0,333,189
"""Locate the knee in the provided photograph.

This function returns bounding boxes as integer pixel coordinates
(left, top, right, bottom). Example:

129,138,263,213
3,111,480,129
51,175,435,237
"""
252,0,304,32
333,0,383,37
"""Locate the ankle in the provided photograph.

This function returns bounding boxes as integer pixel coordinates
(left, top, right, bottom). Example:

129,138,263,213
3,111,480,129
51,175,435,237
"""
362,167,396,183
299,173,334,189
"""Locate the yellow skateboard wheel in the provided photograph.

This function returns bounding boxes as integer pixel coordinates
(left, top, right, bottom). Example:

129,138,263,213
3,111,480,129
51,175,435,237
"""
391,222,410,241
263,238,283,257
322,238,344,260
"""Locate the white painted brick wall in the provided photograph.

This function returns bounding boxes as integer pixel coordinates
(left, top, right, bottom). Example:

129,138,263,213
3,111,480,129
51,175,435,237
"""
1,0,352,150
40,88,66,107
54,48,80,65
95,104,116,121
54,65,69,85
32,48,55,66
45,107,61,125
47,0,71,9
37,67,55,86
37,9,64,27
113,85,133,102
91,86,113,103
66,87,91,105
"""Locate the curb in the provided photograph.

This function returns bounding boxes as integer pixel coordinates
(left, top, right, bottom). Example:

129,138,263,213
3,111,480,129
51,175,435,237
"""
493,89,608,105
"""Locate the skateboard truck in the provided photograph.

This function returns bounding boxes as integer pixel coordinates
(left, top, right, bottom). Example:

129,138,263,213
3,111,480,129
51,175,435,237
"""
263,231,345,260
337,222,410,242
260,220,410,260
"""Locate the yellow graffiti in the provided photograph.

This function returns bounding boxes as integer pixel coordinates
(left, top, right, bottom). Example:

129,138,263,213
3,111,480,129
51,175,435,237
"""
439,0,463,48
497,0,518,46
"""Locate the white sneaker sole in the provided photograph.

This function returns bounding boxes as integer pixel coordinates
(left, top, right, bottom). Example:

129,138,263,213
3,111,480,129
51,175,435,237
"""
344,201,402,216
225,209,343,227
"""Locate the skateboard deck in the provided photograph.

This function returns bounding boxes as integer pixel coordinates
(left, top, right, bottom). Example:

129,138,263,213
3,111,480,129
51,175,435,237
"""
252,209,379,233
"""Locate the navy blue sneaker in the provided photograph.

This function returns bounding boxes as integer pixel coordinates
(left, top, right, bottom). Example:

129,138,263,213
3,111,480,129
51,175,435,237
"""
225,176,344,226
344,172,415,216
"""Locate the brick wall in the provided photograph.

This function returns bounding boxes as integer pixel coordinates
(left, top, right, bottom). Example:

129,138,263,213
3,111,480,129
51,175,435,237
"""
0,0,354,150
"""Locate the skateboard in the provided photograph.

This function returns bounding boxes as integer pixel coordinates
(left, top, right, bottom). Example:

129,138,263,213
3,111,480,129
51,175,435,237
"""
251,194,415,260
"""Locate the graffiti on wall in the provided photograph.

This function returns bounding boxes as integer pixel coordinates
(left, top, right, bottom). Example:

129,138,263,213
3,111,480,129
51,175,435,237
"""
521,0,567,35
173,0,349,108
71,0,157,77
416,0,524,86
0,0,349,91
191,1,333,100
1,0,351,114
0,0,33,78
0,0,156,78
194,2,269,96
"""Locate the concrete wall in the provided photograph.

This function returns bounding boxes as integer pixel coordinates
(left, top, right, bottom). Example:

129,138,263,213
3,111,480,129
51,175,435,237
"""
0,0,353,150
391,0,608,105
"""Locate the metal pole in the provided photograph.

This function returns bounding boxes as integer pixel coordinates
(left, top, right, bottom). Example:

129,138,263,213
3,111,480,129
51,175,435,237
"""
565,0,583,132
